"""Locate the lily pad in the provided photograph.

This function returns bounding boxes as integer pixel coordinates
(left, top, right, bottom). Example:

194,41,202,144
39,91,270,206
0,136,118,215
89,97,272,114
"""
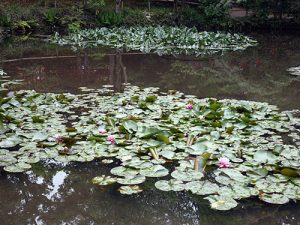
171,170,204,182
140,165,169,177
118,185,143,195
92,175,117,185
259,193,290,204
117,174,146,185
155,179,185,192
205,195,238,210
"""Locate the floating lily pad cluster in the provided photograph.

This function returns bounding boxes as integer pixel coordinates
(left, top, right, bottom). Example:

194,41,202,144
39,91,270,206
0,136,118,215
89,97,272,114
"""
0,79,299,209
51,26,257,56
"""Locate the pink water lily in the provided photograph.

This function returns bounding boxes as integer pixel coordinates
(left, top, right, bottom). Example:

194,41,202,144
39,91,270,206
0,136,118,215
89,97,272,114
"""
186,103,193,110
107,135,116,144
98,128,106,134
7,91,15,97
219,157,230,168
54,134,64,144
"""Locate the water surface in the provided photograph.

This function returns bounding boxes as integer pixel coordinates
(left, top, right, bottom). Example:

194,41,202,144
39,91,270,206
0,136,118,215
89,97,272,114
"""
0,34,299,225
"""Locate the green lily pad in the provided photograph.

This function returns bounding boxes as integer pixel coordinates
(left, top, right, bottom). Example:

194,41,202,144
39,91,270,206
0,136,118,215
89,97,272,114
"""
4,162,32,173
92,175,117,185
110,166,139,176
259,193,290,204
205,195,238,210
155,179,185,192
117,174,146,185
140,165,169,177
32,132,48,142
118,185,143,195
171,170,204,182
187,180,219,195
253,150,278,164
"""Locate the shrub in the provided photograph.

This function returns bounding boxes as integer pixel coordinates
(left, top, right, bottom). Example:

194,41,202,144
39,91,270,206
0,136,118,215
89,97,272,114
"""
96,11,123,26
43,8,61,27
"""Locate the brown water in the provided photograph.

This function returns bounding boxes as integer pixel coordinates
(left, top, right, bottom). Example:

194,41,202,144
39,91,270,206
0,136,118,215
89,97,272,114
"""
0,34,300,225
1,34,300,110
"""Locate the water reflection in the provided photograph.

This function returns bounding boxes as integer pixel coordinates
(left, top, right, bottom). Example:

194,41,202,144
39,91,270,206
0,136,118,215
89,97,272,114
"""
109,50,128,91
1,34,299,109
0,35,300,224
44,170,68,201
0,162,300,225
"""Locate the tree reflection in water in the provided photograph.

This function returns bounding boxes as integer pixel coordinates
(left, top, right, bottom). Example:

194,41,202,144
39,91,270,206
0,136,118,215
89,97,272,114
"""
0,161,299,225
109,50,128,92
0,35,299,225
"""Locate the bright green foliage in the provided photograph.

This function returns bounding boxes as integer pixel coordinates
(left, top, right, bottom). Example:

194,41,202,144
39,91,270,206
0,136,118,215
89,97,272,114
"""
51,26,257,56
43,8,60,27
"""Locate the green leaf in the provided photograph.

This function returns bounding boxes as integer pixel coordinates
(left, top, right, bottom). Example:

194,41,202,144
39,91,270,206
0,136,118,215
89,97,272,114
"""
171,170,203,182
253,150,278,164
259,193,290,204
123,120,138,133
118,185,143,195
155,179,185,192
205,195,238,210
117,174,146,185
92,175,117,185
140,165,169,178
32,132,48,142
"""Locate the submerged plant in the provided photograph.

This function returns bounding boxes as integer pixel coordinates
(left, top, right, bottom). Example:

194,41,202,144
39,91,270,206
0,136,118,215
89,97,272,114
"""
51,26,257,56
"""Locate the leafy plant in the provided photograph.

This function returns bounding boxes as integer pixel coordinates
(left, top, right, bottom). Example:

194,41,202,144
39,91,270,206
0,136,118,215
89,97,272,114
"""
197,0,233,28
0,14,12,28
68,21,82,33
87,0,106,10
96,11,123,26
12,20,37,33
51,26,257,56
43,8,60,27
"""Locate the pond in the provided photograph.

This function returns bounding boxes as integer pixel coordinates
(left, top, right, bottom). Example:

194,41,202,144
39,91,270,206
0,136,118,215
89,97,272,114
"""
0,33,299,225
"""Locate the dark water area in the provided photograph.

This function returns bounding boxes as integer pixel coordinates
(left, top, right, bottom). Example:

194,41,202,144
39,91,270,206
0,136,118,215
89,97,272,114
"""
1,161,300,225
0,34,300,225
1,34,300,110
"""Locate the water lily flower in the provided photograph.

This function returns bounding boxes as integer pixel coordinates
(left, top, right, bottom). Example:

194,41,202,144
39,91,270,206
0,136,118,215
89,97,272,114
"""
7,91,15,97
98,128,106,134
186,103,193,110
121,155,132,162
107,135,116,144
219,157,230,168
54,134,64,144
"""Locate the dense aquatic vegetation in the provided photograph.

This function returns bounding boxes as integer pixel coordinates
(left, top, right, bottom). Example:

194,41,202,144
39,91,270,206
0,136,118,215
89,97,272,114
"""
51,26,257,56
0,69,299,210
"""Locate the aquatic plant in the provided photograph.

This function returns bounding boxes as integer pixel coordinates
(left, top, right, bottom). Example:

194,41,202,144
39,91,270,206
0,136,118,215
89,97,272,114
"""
51,26,257,56
0,74,299,210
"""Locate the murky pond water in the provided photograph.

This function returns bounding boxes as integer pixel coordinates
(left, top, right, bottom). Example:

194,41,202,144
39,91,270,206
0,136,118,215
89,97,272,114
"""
0,34,299,225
